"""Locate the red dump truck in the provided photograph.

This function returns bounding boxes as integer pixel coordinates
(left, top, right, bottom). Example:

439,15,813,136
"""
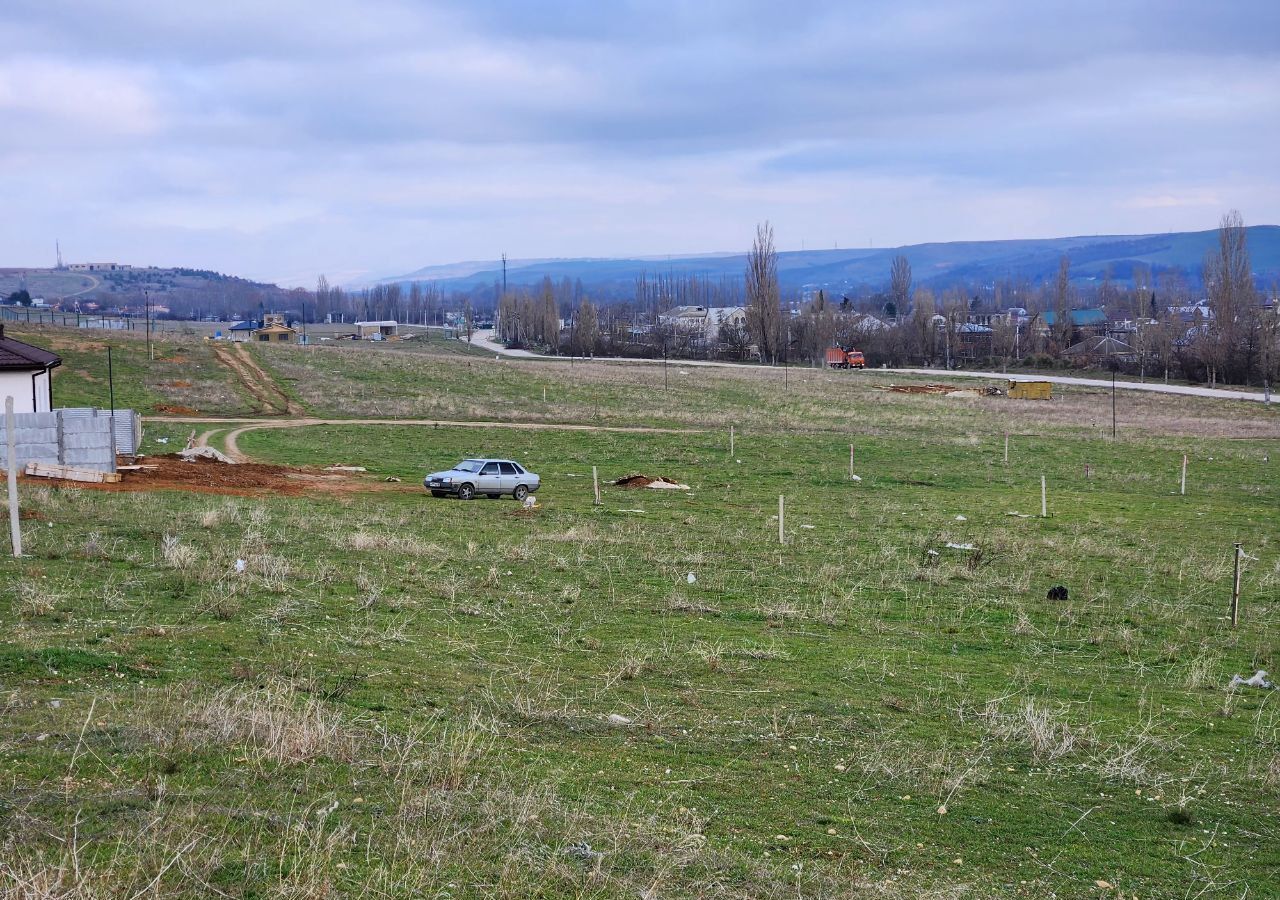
825,347,866,369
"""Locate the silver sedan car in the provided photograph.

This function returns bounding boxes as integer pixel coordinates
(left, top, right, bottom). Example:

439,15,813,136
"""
423,458,541,501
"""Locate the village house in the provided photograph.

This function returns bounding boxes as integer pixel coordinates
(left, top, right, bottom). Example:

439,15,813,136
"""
1034,307,1108,339
0,324,62,413
253,322,296,343
658,305,748,343
227,321,256,342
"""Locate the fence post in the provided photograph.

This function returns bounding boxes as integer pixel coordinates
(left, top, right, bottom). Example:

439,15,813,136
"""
1180,454,1187,496
778,494,785,545
1004,431,1009,464
1040,475,1047,518
849,443,855,480
592,466,601,506
1230,543,1243,628
6,397,21,558
730,425,735,457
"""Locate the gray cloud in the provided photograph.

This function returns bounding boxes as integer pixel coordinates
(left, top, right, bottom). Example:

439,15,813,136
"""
1,1,1277,284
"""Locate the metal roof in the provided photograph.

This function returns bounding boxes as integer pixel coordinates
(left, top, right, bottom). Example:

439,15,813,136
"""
0,324,62,371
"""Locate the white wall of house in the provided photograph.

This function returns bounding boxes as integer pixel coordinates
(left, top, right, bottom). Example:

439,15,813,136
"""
0,369,51,414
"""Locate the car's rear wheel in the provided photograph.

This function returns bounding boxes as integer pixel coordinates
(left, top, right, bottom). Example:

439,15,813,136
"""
457,483,475,500
513,484,529,501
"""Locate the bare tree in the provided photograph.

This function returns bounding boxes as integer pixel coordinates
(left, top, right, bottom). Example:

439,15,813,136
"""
1051,256,1074,350
1201,210,1255,385
745,222,782,364
889,255,912,319
573,297,598,357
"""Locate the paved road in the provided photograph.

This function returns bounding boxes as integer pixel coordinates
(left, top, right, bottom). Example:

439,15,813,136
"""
472,330,1272,404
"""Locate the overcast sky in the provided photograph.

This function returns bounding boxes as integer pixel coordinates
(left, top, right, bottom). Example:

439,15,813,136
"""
3,1,1277,286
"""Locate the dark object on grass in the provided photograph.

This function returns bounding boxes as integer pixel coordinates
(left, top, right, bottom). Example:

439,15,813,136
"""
1046,585,1069,602
1166,807,1194,826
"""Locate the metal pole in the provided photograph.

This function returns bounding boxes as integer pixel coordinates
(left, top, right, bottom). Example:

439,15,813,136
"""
145,290,152,360
1180,454,1187,496
1111,369,1117,439
108,346,115,413
1040,475,1047,518
778,495,785,545
1230,542,1243,628
6,396,21,558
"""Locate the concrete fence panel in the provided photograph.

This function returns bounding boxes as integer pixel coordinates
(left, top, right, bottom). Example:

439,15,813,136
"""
0,408,137,473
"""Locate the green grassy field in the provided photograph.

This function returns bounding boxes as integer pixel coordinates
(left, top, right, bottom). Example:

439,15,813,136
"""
2,333,1278,898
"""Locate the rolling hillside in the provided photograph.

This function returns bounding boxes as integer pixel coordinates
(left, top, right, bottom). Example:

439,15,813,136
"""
381,225,1280,295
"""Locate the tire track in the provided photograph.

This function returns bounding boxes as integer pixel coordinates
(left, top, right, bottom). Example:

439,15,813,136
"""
211,344,305,415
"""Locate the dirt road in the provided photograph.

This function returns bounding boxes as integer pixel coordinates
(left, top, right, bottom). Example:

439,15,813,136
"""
153,416,704,462
212,344,306,415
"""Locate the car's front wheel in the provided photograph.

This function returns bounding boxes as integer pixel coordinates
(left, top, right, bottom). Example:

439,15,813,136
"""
457,483,475,500
513,484,529,502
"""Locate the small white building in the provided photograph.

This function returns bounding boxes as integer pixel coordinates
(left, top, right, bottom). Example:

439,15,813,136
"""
354,320,399,340
0,324,62,413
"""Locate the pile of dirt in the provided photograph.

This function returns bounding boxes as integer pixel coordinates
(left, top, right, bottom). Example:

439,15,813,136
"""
22,454,398,498
612,474,691,490
154,403,201,415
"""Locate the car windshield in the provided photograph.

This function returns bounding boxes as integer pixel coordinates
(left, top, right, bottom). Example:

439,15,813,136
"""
453,460,484,473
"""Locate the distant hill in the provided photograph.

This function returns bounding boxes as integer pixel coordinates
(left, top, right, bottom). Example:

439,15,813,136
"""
379,226,1280,295
0,266,289,310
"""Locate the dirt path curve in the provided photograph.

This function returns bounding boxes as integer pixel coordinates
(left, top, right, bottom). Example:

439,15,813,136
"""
211,344,306,415
164,416,703,462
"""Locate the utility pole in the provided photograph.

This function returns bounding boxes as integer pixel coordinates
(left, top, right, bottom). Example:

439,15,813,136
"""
501,253,507,298
1111,365,1117,439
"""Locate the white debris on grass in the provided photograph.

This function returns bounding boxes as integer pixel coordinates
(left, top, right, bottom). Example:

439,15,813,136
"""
954,514,967,521
944,542,976,551
607,713,634,725
234,559,247,574
178,446,235,464
325,465,367,473
850,474,862,481
1229,670,1275,689
686,572,697,584
1006,512,1032,518
618,509,646,514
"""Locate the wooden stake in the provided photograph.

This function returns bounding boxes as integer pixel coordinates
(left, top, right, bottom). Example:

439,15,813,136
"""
1180,454,1187,496
1003,431,1009,464
6,396,20,558
849,443,855,480
1040,475,1047,518
592,466,601,506
778,494,785,545
542,385,547,402
1230,542,1242,628
730,425,735,456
